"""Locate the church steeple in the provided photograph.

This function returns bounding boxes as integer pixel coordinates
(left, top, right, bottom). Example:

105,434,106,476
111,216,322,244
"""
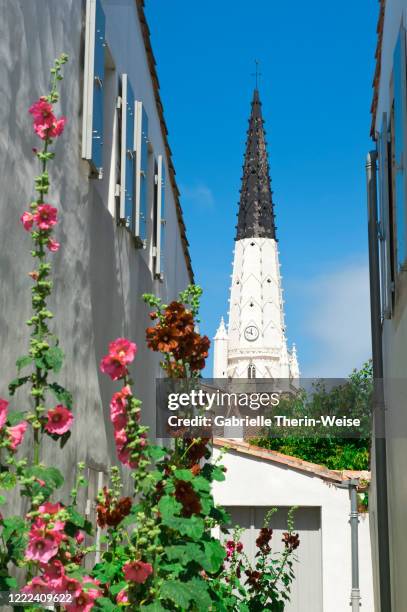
236,88,276,241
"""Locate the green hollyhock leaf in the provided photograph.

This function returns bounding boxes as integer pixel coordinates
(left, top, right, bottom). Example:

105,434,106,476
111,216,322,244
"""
2,516,26,542
161,579,211,610
25,465,64,496
160,581,192,608
49,382,73,409
201,540,226,573
16,355,33,372
92,562,121,583
8,376,30,396
146,445,167,460
93,598,119,611
158,495,182,520
44,346,64,373
109,581,128,596
140,603,167,612
165,543,201,564
0,472,17,490
173,469,193,482
7,411,26,426
163,515,205,539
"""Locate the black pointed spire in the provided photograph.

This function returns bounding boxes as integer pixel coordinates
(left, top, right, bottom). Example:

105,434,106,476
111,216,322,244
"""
235,89,276,240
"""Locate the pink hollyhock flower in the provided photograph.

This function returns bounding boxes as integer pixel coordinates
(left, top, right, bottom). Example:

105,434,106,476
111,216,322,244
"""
114,428,128,448
39,501,63,515
25,529,60,563
32,114,67,140
63,576,82,597
100,339,137,381
52,116,66,136
22,576,52,595
100,356,127,381
8,421,27,451
45,405,73,435
0,399,8,430
41,558,65,581
65,577,102,612
109,338,137,365
34,204,58,230
110,386,131,425
116,588,129,604
117,446,138,469
123,560,153,584
29,97,53,121
21,211,34,231
75,531,85,544
47,238,60,252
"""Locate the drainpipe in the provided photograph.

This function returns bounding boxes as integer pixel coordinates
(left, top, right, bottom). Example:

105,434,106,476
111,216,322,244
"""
366,151,392,611
338,478,361,610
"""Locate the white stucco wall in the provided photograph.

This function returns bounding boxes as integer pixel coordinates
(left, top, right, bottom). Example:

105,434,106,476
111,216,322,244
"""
213,448,374,612
0,0,191,503
372,2,407,610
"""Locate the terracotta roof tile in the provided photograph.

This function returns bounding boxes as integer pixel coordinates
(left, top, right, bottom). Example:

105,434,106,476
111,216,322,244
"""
213,438,370,488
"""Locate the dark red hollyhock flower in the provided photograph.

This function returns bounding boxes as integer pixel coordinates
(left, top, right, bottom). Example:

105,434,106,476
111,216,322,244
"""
245,569,262,590
256,527,273,554
282,532,300,552
146,324,181,353
185,437,211,465
174,480,201,517
96,487,132,528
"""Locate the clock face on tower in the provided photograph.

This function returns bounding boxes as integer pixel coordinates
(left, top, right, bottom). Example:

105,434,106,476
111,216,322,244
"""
244,325,259,341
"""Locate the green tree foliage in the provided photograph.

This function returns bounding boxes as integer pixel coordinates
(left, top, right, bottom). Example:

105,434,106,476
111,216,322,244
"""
250,362,372,471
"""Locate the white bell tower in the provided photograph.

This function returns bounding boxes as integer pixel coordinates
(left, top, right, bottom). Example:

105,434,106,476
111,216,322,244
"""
213,89,299,380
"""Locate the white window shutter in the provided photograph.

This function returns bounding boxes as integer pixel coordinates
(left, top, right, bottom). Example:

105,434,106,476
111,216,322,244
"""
378,113,393,318
135,101,149,242
155,154,166,279
82,0,105,177
393,27,407,270
119,74,135,229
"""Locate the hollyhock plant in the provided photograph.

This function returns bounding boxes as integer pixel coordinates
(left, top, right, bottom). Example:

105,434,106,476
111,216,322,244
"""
6,52,300,608
100,338,137,381
47,237,60,252
0,398,8,429
33,203,58,230
8,421,27,451
29,97,66,141
25,528,61,563
44,404,74,435
123,560,153,584
65,578,102,612
21,211,34,231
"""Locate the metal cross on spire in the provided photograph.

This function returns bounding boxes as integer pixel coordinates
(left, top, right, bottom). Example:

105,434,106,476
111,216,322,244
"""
251,59,262,89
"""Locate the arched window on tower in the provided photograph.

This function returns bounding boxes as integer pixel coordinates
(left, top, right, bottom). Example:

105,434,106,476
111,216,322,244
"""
248,363,256,379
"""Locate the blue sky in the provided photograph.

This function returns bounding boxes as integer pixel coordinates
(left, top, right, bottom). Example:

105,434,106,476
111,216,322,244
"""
146,0,378,377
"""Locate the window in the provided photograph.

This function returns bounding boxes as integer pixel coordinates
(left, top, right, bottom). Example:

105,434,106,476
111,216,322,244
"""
119,74,136,231
378,112,394,318
82,0,106,177
392,26,407,270
135,101,149,244
153,154,166,280
248,363,256,379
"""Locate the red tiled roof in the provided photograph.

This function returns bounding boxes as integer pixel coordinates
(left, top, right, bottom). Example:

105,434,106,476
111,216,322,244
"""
213,438,370,488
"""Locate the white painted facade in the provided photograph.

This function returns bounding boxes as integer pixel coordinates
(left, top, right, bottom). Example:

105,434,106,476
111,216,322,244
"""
370,2,407,611
213,441,374,612
0,0,191,507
